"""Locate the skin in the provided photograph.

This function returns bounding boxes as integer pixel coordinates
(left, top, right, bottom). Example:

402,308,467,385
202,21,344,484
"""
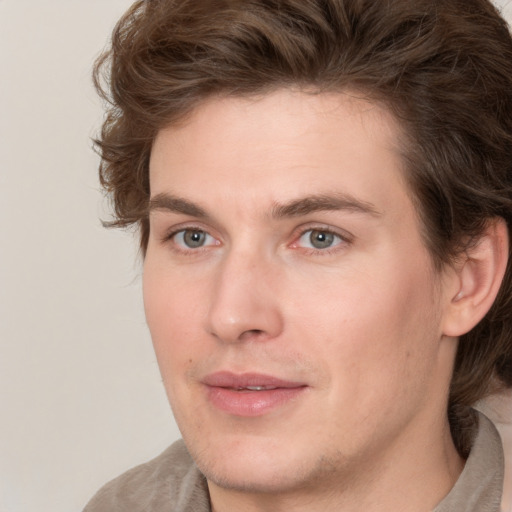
143,89,466,512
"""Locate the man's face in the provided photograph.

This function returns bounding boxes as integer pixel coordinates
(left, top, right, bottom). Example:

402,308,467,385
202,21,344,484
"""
144,90,458,494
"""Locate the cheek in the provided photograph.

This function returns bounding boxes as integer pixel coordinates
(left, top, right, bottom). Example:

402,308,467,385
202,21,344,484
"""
143,262,204,376
292,257,441,391
143,266,207,429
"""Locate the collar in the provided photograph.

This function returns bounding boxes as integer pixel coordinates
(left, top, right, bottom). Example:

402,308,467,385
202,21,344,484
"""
434,411,504,512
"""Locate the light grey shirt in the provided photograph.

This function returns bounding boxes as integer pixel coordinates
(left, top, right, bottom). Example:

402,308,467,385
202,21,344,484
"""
84,411,504,512
434,413,504,512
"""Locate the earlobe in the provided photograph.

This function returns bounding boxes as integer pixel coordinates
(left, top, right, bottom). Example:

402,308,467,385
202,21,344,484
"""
442,218,509,337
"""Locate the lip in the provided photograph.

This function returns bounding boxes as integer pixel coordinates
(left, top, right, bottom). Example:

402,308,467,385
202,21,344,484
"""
202,372,308,417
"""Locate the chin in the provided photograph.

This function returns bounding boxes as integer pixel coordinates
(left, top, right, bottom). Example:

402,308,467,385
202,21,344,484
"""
199,457,310,494
184,432,335,494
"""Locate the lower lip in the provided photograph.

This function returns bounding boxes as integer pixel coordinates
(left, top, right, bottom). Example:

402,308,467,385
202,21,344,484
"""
205,386,307,417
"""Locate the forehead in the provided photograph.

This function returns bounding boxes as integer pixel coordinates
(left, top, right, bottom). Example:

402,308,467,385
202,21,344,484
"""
149,89,411,219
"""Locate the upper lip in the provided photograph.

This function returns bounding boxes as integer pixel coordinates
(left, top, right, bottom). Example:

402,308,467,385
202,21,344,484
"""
202,371,307,389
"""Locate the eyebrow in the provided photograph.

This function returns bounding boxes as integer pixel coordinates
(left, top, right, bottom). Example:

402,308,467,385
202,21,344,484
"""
148,193,208,218
147,192,381,219
271,193,381,218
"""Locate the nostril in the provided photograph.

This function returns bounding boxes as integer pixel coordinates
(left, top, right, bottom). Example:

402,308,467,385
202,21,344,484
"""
239,329,266,341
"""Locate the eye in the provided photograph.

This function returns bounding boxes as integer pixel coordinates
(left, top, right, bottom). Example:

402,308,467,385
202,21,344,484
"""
297,229,343,250
173,229,217,249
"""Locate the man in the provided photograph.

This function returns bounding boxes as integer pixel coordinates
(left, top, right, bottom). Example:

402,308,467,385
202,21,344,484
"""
85,0,512,510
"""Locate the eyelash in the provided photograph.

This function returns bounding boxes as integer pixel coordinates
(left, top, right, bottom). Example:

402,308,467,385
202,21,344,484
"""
291,226,351,255
161,225,218,255
160,225,352,256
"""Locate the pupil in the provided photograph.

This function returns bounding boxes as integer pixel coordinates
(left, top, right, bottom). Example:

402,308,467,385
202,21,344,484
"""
310,230,333,249
184,230,205,247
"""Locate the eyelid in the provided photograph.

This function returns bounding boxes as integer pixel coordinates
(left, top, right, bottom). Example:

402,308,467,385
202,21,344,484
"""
289,224,353,252
160,221,212,241
160,223,221,252
157,221,352,254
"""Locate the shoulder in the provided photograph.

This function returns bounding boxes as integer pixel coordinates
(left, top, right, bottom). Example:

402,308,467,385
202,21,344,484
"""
83,440,210,512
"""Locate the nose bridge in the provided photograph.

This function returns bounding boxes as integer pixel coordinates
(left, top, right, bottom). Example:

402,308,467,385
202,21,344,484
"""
205,242,283,343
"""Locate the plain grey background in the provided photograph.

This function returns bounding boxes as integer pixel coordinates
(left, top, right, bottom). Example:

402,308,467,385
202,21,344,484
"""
0,2,511,511
0,2,177,511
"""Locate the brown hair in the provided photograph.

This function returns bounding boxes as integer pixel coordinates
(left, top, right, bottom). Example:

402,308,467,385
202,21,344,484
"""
93,0,512,455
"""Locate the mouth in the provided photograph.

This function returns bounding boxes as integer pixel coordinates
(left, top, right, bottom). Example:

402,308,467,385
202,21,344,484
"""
202,372,308,417
233,385,278,391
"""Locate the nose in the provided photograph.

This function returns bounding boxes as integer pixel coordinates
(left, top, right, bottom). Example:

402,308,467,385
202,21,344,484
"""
205,249,284,344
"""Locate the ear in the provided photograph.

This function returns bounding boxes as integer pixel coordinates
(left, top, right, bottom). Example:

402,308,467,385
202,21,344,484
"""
442,218,509,337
